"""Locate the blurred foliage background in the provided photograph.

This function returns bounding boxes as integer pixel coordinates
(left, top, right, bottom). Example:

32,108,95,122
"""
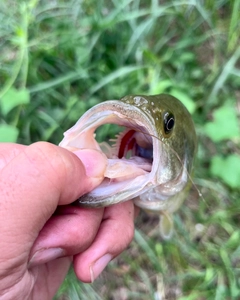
1,0,240,299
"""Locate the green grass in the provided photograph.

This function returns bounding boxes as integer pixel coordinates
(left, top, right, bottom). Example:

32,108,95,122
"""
1,0,240,299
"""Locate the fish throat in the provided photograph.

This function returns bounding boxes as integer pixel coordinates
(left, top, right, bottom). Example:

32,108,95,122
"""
117,129,153,161
97,120,154,183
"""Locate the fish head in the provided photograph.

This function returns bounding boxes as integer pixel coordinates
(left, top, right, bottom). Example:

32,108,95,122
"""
59,94,197,214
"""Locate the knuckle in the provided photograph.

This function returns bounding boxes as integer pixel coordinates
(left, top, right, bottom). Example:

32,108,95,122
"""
71,225,95,242
66,223,97,252
124,222,135,247
111,220,135,256
106,201,135,256
26,142,67,181
26,142,57,167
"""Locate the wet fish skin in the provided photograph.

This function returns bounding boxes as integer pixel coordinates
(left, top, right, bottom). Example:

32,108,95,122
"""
120,94,197,185
60,94,197,218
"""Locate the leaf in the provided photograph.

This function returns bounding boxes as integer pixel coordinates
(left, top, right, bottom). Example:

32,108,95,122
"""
29,71,88,93
170,89,196,114
134,229,162,272
0,124,19,142
89,65,147,95
0,87,30,115
150,79,172,94
204,105,240,142
210,154,240,189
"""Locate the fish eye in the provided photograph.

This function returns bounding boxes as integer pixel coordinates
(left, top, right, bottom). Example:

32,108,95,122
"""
163,112,175,134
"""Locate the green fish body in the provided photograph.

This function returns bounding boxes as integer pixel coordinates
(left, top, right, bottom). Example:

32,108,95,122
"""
60,94,197,238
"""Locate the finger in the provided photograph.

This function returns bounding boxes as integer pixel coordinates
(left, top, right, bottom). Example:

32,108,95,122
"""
73,200,135,283
29,257,72,298
0,143,26,170
0,142,107,257
28,206,104,267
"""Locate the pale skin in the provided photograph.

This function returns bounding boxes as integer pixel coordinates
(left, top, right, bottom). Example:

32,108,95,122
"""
0,142,137,300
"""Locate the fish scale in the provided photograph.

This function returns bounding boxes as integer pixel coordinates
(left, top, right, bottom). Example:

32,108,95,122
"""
59,94,197,238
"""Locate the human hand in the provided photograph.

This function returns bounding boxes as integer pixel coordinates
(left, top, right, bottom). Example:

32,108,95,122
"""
0,142,136,300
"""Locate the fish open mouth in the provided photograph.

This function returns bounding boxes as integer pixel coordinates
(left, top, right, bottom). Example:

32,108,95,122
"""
59,100,160,206
99,128,153,178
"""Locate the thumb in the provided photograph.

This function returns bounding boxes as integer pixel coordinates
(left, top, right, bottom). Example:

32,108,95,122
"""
0,142,107,256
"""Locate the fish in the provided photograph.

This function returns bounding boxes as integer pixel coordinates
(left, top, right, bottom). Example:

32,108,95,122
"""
59,94,197,238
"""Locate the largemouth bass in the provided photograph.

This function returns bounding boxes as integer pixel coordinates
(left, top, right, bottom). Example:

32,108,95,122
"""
60,94,197,238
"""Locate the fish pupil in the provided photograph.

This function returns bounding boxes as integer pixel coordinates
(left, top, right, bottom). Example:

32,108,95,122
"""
164,112,175,134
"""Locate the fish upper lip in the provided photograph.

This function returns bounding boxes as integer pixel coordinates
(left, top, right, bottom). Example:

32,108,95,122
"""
59,100,161,207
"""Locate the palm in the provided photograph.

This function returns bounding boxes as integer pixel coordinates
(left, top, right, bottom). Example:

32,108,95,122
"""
26,258,71,300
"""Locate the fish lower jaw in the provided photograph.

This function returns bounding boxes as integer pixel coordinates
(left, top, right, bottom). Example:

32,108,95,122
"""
77,171,157,207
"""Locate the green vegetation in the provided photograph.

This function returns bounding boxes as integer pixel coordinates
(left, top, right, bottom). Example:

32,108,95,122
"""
1,0,240,299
